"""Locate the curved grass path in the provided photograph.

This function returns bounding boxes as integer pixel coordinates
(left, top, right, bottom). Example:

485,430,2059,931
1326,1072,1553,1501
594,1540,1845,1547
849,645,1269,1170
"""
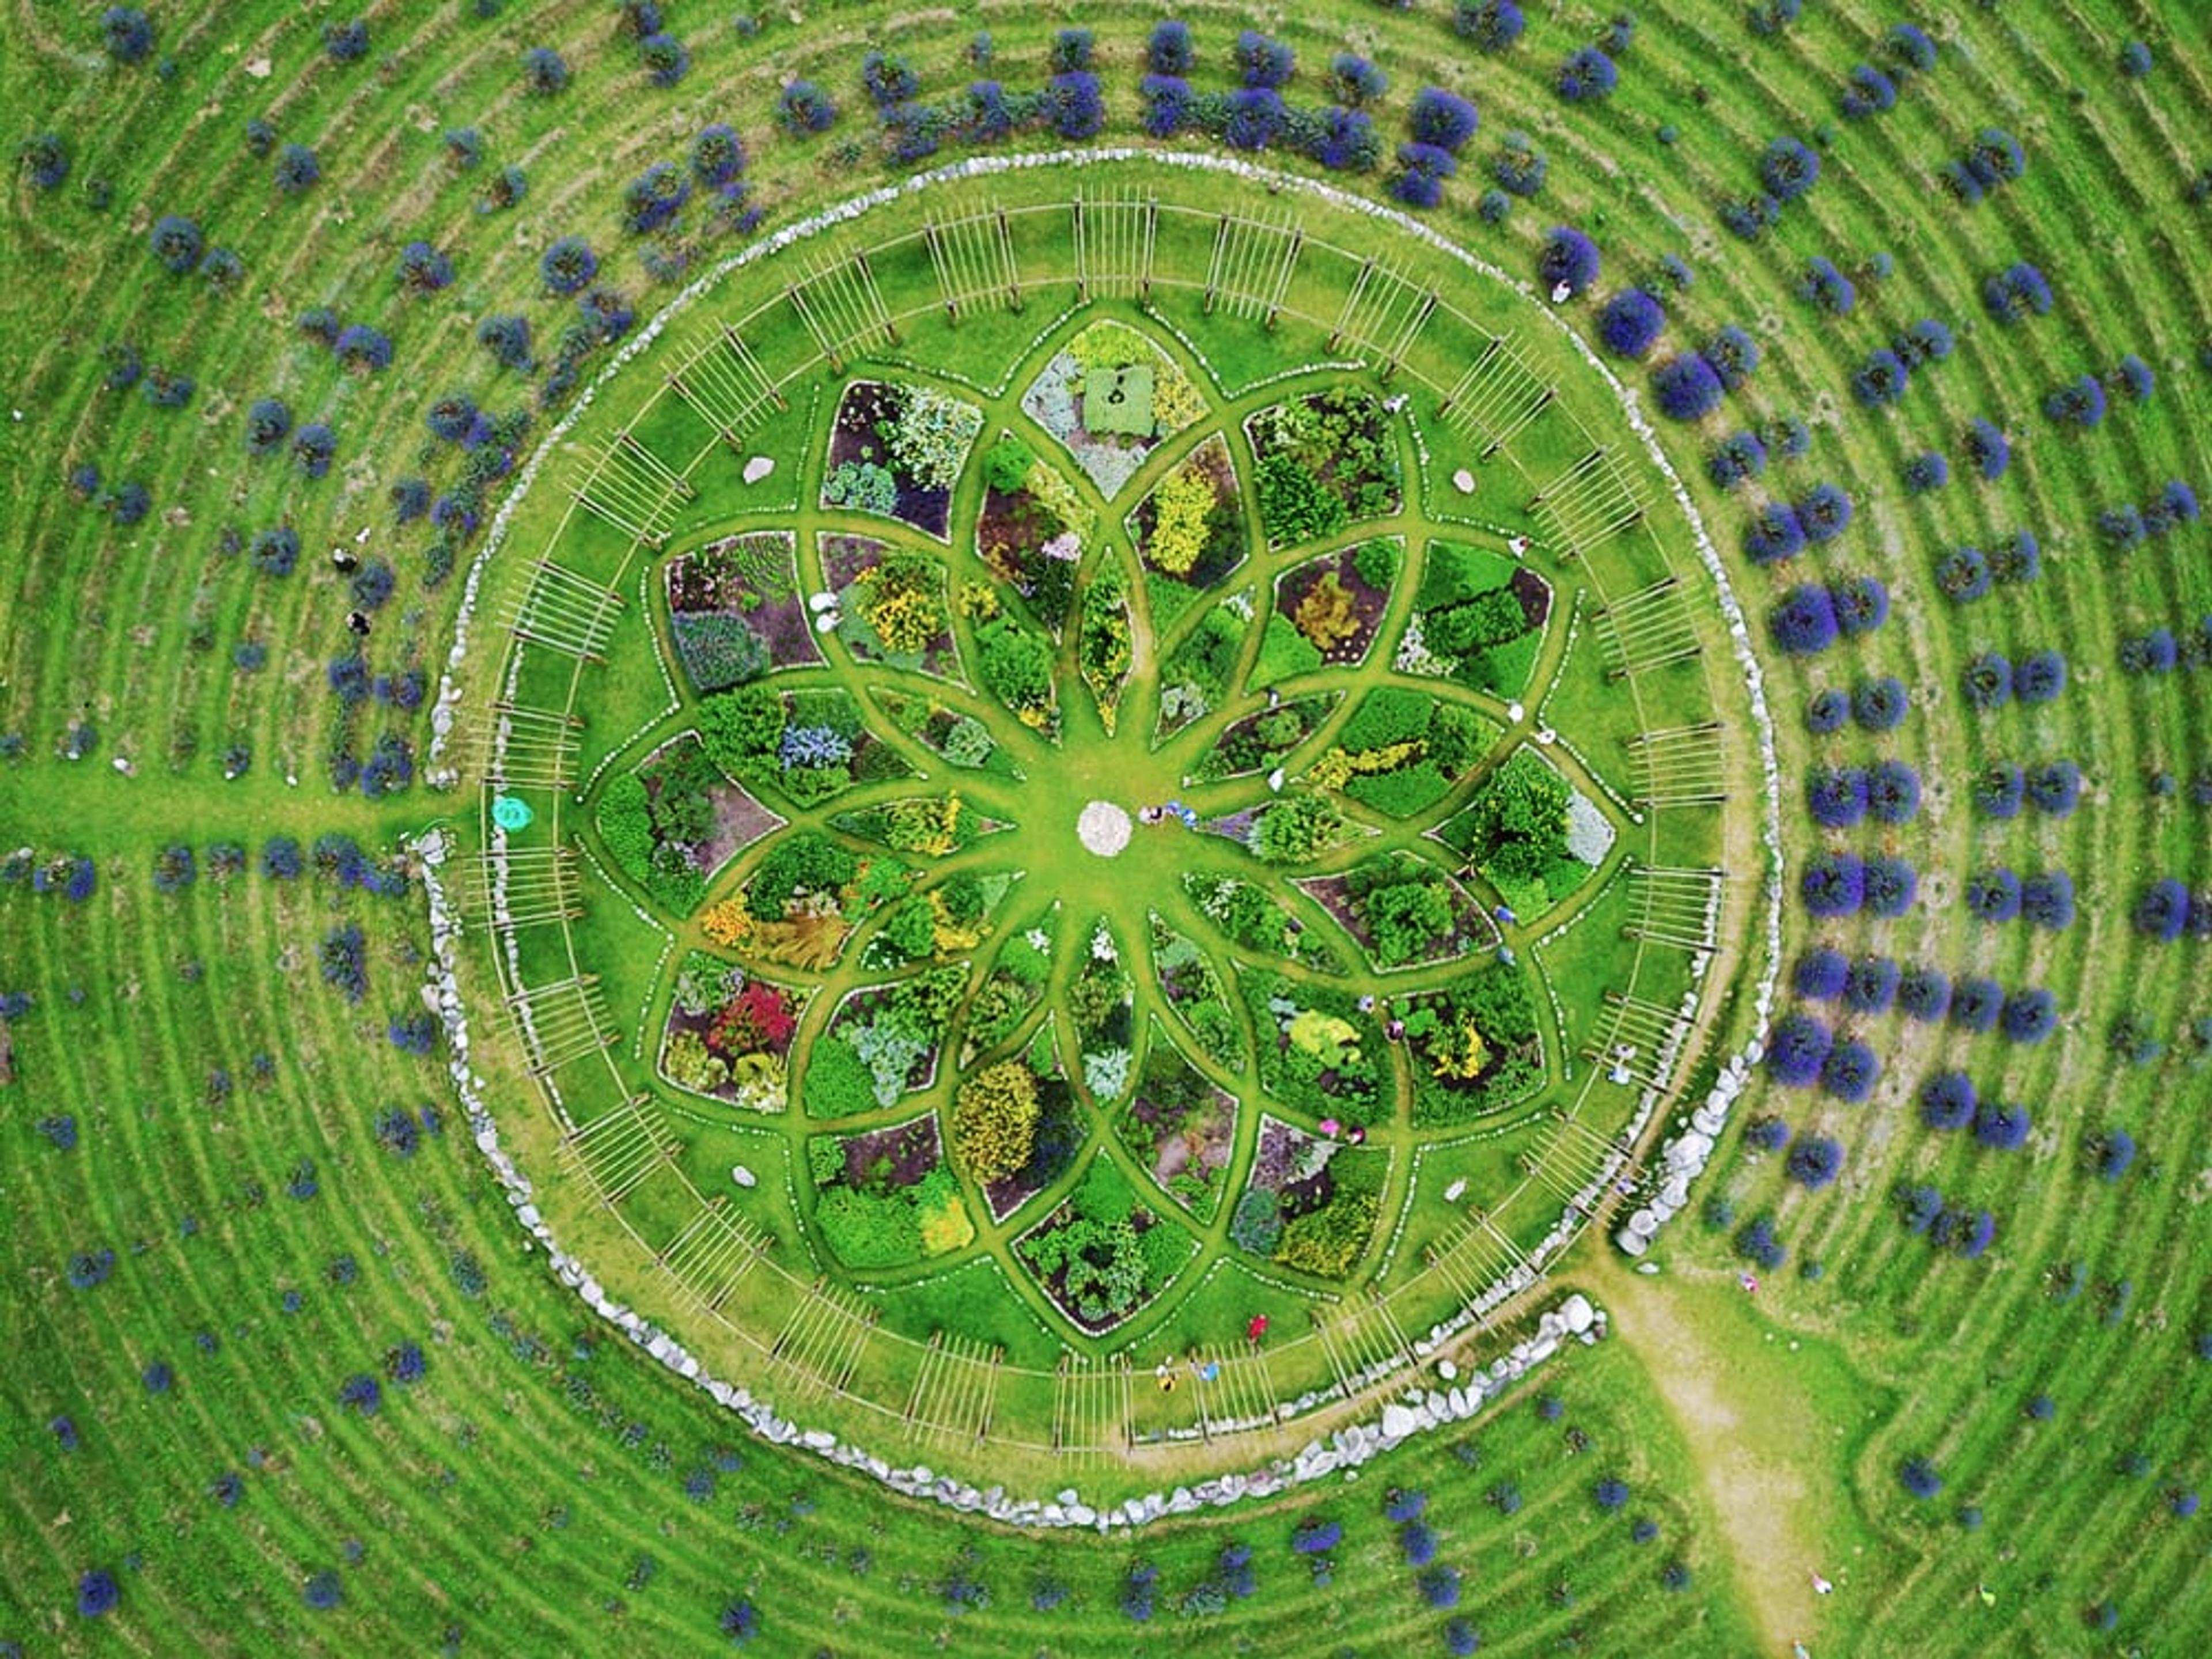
3,0,2208,1650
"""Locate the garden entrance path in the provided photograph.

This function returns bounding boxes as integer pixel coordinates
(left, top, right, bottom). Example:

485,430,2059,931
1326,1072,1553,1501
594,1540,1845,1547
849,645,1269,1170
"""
1590,1254,1825,1652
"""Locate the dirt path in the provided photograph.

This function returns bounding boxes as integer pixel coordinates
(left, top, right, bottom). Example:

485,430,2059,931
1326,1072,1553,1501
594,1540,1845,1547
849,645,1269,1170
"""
1591,1258,1827,1655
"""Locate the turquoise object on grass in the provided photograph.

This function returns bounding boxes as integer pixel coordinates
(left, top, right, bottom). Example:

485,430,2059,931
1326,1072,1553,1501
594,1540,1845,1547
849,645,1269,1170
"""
493,795,533,832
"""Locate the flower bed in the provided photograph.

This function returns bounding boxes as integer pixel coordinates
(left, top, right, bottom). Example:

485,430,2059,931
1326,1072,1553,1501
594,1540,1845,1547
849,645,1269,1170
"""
1153,586,1255,738
806,1114,972,1269
1014,1156,1191,1332
594,734,781,914
1230,1116,1386,1278
721,828,911,972
1240,969,1387,1126
1190,692,1338,782
1393,539,1552,699
695,682,914,811
1245,388,1403,547
1070,918,1136,1104
1119,1032,1237,1220
1431,748,1609,918
1399,960,1544,1126
1309,684,1499,819
820,534,957,677
1251,539,1401,688
823,379,982,539
871,687,1023,778
658,950,809,1112
1297,853,1496,971
801,966,968,1116
962,914,1056,1062
1183,874,1346,978
1130,435,1246,626
664,530,819,685
1021,319,1205,497
1149,918,1243,1071
974,431,1094,634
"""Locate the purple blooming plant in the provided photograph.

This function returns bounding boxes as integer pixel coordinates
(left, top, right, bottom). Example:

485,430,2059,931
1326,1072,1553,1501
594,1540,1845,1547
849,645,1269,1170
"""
1652,353,1724,421
1769,585,1838,655
1896,967,1950,1022
1949,977,2004,1034
1766,1013,1834,1086
1831,576,1889,638
1805,766,1868,828
1843,956,1900,1014
1821,1039,1880,1103
1796,483,1853,544
1920,1071,1976,1131
1800,853,1865,918
1539,226,1601,295
1794,947,1849,999
1785,1135,1842,1189
1861,856,1917,918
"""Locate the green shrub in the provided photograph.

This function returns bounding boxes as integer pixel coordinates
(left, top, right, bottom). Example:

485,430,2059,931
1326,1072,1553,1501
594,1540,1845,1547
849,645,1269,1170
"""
670,611,769,692
977,616,1054,714
1249,613,1324,688
1255,451,1348,546
1346,760,1452,817
1229,1187,1284,1255
1416,540,1517,610
698,684,785,769
1073,1158,1137,1225
1353,537,1398,588
749,831,859,919
597,774,653,882
815,1184,921,1267
1426,589,1527,657
807,1134,847,1187
879,895,938,960
982,434,1036,495
1339,685,1434,750
802,1036,878,1116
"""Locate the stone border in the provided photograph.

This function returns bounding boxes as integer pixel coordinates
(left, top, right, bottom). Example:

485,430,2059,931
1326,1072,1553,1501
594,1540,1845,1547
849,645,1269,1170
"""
429,152,1781,1514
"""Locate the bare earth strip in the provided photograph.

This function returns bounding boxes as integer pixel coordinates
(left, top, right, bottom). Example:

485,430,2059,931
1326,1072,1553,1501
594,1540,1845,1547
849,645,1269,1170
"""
1592,1258,1829,1655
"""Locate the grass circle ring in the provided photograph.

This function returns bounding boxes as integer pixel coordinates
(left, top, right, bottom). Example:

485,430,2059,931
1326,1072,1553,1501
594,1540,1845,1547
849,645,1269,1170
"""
457,153,1774,1498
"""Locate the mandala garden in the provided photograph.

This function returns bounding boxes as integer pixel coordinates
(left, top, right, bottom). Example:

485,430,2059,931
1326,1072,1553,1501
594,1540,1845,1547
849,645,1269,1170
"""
480,166,1757,1472
4,4,2207,1654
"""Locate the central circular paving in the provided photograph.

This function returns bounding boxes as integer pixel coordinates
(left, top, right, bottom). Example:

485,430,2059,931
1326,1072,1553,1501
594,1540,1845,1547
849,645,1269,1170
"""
1077,800,1133,858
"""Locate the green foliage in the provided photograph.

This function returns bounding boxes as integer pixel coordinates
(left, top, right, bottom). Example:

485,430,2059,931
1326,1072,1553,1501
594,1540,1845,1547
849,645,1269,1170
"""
1416,540,1518,609
1353,537,1398,589
815,1184,921,1268
976,615,1054,717
748,831,859,919
1358,876,1456,964
807,1134,847,1188
597,773,653,882
1255,451,1348,546
1344,760,1451,816
1426,589,1528,657
1249,613,1324,688
982,434,1036,495
802,1035,878,1116
878,895,938,960
1251,792,1347,863
698,684,785,771
670,611,770,692
1339,687,1434,751
1073,1157,1137,1225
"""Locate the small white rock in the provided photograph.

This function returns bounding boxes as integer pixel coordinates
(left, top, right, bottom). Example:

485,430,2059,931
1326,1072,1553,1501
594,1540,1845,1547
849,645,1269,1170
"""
1443,1178,1468,1203
731,1164,757,1188
1452,467,1476,495
743,456,775,485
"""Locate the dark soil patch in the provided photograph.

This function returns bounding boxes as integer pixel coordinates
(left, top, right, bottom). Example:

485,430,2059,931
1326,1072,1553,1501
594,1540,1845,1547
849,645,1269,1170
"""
1276,544,1392,667
836,1115,942,1191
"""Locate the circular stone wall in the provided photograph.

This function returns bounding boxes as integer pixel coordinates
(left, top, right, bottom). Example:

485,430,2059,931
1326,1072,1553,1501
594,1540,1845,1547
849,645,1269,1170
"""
457,154,1771,1497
